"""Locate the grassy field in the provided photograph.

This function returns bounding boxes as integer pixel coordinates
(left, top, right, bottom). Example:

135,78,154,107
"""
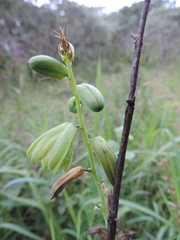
0,60,180,240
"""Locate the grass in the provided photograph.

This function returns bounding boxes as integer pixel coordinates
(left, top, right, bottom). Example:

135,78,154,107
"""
0,60,180,239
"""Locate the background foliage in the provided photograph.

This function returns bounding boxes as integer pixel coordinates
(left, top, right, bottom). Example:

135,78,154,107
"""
0,0,180,239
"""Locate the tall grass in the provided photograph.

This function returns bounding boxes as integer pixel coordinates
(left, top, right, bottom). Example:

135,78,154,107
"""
0,61,180,239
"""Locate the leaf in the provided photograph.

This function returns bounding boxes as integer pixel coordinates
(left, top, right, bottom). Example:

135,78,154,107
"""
3,177,47,190
0,223,44,240
0,166,28,175
119,199,171,225
1,190,43,210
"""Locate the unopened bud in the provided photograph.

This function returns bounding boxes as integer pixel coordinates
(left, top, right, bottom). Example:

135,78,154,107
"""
67,96,77,113
27,122,77,174
67,96,82,113
28,55,68,80
76,83,104,112
90,136,116,186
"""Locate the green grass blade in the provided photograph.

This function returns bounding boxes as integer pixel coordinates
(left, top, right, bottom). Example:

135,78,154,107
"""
63,189,77,229
27,182,63,239
156,226,167,240
0,223,44,240
49,209,56,240
131,135,180,176
0,166,28,175
93,56,101,137
163,129,180,205
1,190,43,209
3,177,47,190
61,228,77,238
159,186,179,225
93,55,112,139
119,199,171,226
167,234,180,240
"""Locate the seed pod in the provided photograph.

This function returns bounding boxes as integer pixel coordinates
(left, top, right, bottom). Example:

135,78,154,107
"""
28,55,68,79
76,83,104,112
67,96,77,113
90,136,116,186
51,166,84,199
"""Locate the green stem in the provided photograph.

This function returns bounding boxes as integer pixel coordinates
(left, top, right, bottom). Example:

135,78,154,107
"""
49,209,56,240
66,59,108,223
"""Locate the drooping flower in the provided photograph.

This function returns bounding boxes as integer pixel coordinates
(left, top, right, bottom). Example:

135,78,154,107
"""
27,122,77,175
51,166,84,199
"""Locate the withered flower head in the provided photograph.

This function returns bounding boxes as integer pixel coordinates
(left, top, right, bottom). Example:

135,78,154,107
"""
85,226,107,239
85,226,138,240
51,166,84,199
54,27,74,62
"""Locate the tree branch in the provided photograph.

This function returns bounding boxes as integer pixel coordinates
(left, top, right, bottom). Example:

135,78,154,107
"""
107,1,151,239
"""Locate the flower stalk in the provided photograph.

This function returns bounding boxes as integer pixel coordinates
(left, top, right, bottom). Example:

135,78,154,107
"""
27,27,114,233
66,58,108,222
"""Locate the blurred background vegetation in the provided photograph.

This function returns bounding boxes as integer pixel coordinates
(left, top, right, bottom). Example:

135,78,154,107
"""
0,0,180,239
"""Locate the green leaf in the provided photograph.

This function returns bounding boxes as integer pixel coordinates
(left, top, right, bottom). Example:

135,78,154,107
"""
3,177,47,190
1,190,43,210
119,199,171,226
0,223,44,240
0,166,28,176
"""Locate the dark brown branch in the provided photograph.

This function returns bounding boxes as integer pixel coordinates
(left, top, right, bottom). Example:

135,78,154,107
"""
107,1,151,240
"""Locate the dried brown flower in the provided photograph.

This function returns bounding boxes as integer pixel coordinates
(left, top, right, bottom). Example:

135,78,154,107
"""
54,27,74,61
51,166,84,199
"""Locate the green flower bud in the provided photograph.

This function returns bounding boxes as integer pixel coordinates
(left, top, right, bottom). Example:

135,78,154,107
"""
45,122,77,174
76,83,104,112
27,122,69,159
67,96,82,114
67,96,77,113
90,136,116,186
28,55,68,80
27,122,77,174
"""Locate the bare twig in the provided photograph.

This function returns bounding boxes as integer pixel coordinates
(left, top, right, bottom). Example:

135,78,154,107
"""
107,1,151,240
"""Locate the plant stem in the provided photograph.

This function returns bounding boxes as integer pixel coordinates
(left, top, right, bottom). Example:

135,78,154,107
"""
107,1,151,239
66,59,108,223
